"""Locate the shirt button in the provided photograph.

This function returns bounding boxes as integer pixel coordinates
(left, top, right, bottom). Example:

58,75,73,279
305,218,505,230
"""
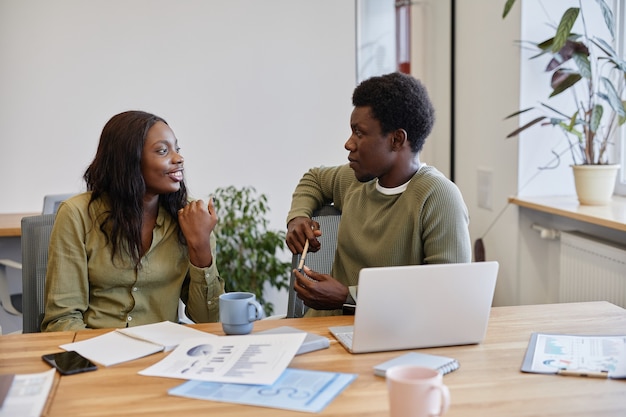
127,316,133,322
132,287,138,292
207,300,212,305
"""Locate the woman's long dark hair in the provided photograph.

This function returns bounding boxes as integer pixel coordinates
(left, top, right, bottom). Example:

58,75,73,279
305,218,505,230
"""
83,111,188,267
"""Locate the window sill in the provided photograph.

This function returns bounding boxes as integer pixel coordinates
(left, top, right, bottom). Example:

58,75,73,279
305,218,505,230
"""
509,195,626,232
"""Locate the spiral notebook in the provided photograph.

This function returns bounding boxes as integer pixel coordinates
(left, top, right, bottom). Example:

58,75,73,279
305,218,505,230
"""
373,352,459,377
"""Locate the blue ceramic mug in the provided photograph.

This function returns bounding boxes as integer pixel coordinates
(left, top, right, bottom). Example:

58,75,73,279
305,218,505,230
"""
219,292,264,335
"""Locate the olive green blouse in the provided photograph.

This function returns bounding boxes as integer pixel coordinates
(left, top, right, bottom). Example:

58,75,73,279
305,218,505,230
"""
41,192,224,332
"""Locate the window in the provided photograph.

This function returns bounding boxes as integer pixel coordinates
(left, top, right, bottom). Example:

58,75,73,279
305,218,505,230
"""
616,0,626,195
355,0,413,83
518,0,625,197
355,0,396,84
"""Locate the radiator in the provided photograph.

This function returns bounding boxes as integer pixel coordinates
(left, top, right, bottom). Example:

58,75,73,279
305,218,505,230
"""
559,231,626,308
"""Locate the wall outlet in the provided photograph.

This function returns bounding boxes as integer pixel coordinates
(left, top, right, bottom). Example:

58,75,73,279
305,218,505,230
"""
477,168,493,210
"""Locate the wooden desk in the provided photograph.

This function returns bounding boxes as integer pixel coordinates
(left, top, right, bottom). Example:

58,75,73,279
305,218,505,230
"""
1,302,625,416
0,212,40,237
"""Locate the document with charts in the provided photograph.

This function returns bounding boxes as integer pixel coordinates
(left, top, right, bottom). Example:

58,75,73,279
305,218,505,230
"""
169,368,357,413
139,332,306,385
521,333,626,378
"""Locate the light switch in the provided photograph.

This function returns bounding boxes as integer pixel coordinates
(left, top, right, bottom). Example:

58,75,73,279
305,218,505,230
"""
477,168,493,210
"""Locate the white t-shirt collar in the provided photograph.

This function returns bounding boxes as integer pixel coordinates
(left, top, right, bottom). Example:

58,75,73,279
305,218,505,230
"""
375,163,425,195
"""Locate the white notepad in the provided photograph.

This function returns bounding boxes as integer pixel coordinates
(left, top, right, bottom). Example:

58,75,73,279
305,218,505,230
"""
60,321,215,366
373,352,459,377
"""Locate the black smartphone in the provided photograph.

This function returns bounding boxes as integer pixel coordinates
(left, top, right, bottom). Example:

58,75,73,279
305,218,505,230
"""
42,351,97,375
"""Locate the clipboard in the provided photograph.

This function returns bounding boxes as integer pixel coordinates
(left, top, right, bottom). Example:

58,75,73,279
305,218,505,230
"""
521,332,626,379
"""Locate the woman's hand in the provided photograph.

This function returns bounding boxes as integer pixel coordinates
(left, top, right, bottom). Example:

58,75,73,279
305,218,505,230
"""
178,198,218,267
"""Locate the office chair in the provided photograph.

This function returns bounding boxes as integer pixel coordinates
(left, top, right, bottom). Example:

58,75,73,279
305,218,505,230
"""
0,194,71,320
0,258,22,316
42,193,75,215
21,214,55,333
286,205,341,318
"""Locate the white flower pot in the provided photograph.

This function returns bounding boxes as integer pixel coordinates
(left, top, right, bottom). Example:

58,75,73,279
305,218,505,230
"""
571,164,620,205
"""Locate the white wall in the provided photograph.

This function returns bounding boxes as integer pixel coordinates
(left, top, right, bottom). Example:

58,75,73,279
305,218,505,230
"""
364,0,522,307
412,1,452,179
0,0,356,315
0,0,354,225
454,0,521,306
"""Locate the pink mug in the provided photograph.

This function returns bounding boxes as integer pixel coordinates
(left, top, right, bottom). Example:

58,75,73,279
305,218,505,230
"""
386,365,451,417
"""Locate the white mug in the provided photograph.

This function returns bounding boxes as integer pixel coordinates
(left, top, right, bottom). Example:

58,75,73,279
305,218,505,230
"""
386,365,451,417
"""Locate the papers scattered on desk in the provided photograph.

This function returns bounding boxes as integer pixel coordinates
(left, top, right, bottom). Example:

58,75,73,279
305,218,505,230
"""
168,368,357,413
0,368,55,417
521,333,626,379
60,321,214,366
139,332,306,385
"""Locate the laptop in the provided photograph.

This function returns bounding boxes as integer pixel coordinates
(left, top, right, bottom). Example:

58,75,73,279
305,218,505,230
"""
329,261,499,354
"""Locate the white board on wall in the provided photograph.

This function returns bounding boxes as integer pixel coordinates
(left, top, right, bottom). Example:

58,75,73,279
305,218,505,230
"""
0,0,356,231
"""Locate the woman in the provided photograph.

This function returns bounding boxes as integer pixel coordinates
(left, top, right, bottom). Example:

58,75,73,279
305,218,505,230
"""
41,111,224,331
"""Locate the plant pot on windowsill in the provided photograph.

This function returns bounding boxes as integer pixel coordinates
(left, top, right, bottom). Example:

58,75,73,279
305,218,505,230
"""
571,164,620,205
502,2,626,204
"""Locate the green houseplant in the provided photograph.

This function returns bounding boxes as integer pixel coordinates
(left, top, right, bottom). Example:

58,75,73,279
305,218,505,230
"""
502,0,624,203
212,185,291,316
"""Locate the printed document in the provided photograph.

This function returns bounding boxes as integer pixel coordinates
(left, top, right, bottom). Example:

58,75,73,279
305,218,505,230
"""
169,368,357,413
521,333,626,378
0,368,55,417
139,332,306,385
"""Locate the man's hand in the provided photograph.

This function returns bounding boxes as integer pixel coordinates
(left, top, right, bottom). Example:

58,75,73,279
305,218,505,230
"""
293,266,348,310
286,217,322,254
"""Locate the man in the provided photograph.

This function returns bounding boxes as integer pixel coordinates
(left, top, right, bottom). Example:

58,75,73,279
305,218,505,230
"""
286,72,471,317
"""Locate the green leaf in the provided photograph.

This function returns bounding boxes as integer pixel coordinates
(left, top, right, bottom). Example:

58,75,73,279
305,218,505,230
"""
503,107,534,120
557,121,583,140
592,37,616,61
619,101,626,125
540,102,574,119
549,71,582,97
595,0,615,38
589,105,603,133
552,8,579,53
212,185,291,316
502,0,517,19
601,77,626,117
567,111,578,131
572,53,591,79
506,116,547,138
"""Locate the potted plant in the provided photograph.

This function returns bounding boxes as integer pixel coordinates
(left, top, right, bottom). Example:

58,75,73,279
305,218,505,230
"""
212,185,291,316
502,0,624,205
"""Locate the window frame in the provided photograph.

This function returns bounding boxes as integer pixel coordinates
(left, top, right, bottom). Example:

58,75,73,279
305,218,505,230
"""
616,0,626,195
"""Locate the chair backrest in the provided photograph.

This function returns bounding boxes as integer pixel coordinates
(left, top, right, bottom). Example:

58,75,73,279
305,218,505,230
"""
42,193,74,214
286,205,341,318
21,214,55,333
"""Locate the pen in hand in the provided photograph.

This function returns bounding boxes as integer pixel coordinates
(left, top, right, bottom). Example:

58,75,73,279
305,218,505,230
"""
297,239,310,272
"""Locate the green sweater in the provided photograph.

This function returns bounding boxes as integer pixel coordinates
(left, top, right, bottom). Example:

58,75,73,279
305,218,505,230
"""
287,164,471,316
42,192,224,332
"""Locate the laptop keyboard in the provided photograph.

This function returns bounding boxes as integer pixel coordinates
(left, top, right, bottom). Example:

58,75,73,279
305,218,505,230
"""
334,331,354,349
